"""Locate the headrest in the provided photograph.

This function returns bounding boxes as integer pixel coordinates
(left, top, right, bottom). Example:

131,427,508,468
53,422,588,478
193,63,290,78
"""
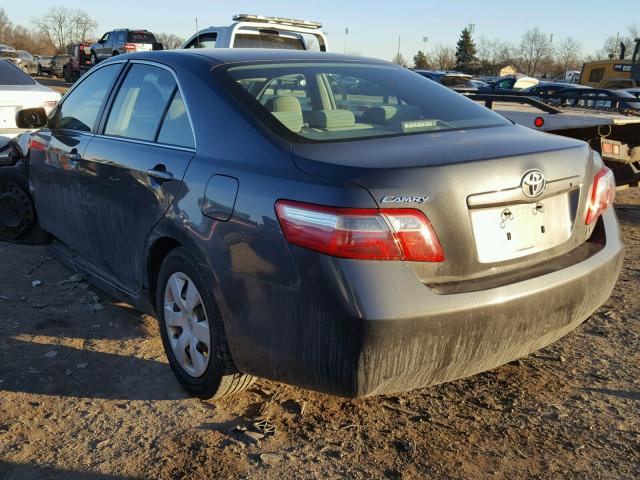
361,105,422,124
307,109,356,129
265,95,302,113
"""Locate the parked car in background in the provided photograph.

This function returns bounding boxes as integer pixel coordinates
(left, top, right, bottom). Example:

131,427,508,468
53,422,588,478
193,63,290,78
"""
522,82,589,95
0,50,19,68
36,55,54,75
50,54,70,78
622,87,640,99
6,50,622,400
181,13,328,51
491,75,539,91
14,51,39,75
414,70,480,91
555,87,640,111
63,44,93,83
89,29,162,64
0,59,60,151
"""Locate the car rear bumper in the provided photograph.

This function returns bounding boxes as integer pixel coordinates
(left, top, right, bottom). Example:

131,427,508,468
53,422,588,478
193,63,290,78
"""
221,209,623,397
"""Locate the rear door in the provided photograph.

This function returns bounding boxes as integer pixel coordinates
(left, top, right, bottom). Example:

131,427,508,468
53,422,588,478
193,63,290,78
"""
29,62,124,251
77,61,195,290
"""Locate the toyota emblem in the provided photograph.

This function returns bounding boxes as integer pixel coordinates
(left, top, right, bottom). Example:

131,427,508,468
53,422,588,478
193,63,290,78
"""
521,169,546,198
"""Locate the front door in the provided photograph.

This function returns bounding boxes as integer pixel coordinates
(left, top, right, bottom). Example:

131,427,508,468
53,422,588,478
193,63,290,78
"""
29,62,124,252
77,62,195,290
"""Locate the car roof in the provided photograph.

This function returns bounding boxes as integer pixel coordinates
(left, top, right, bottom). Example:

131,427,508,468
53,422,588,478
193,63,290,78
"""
117,48,389,67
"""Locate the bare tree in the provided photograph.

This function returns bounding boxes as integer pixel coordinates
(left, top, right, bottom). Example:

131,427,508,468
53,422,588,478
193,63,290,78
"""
432,44,456,70
392,52,409,68
518,27,552,75
0,8,12,44
155,32,184,50
556,37,581,75
71,9,97,43
32,6,97,51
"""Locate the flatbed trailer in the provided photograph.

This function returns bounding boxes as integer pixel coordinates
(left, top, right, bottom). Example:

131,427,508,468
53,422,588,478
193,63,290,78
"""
463,92,640,186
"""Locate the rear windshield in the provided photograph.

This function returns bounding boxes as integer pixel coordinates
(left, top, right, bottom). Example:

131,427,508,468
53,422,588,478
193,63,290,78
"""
219,61,509,143
0,59,35,85
233,32,304,50
127,31,156,43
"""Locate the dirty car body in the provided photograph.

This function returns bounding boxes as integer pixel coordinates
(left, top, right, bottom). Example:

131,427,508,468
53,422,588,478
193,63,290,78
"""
25,49,623,398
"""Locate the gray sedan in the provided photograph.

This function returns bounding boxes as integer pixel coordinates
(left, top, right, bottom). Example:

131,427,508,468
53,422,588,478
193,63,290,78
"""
8,49,623,399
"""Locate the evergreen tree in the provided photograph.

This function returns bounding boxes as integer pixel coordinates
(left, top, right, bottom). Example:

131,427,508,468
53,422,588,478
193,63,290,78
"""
455,28,477,73
413,50,429,69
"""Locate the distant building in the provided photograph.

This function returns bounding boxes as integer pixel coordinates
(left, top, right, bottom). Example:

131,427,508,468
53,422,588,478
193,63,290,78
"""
499,65,517,77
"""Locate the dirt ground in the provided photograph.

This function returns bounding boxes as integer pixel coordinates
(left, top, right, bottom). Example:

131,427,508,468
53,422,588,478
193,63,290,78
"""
0,188,638,480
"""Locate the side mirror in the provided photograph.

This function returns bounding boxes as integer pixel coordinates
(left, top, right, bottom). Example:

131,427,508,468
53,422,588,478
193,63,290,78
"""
16,108,48,129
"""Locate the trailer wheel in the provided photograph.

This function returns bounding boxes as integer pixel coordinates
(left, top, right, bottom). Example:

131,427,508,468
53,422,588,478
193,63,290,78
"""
0,167,51,244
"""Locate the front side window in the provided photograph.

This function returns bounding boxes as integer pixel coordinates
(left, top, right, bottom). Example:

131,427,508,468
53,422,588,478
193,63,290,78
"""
105,64,176,141
53,64,121,132
185,32,217,49
219,62,510,142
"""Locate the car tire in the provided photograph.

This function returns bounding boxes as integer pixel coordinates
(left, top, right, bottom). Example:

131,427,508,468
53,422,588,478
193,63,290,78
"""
156,248,255,399
0,166,51,245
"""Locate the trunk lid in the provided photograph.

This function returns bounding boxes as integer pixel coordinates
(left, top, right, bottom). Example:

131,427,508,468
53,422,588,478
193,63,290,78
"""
292,125,600,284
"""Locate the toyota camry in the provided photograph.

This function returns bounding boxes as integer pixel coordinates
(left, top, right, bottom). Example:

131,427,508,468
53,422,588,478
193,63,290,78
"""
8,49,623,398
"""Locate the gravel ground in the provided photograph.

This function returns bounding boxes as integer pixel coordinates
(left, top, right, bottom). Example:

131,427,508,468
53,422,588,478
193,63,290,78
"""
0,189,638,480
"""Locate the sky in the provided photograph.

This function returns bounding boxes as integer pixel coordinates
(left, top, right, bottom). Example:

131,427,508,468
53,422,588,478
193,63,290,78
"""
4,0,637,60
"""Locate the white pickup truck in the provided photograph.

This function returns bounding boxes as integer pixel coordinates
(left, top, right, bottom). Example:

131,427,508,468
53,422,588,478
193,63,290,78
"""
180,14,328,52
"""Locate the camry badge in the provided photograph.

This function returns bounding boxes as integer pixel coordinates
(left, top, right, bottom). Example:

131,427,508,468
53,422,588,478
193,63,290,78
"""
381,195,430,203
521,170,546,198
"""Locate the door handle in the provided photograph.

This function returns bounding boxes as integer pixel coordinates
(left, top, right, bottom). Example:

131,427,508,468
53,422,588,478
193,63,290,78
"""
145,168,173,182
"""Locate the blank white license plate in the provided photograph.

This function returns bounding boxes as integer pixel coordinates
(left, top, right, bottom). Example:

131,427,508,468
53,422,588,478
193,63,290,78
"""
0,106,17,128
470,193,572,263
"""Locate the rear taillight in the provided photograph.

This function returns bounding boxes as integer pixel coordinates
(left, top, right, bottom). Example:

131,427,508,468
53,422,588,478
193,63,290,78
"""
585,167,615,225
275,200,444,262
123,43,137,52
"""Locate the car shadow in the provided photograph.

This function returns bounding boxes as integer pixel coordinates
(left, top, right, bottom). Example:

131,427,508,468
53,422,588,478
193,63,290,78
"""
583,387,640,401
0,338,187,401
615,204,640,226
0,461,138,480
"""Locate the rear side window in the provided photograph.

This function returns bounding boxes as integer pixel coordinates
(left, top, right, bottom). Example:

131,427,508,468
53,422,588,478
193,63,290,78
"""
115,31,126,43
185,32,217,49
127,31,156,43
233,32,304,50
54,64,122,132
0,60,35,85
157,90,194,148
105,64,176,141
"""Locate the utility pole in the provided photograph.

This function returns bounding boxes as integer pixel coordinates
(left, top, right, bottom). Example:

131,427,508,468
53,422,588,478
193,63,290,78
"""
344,27,349,53
397,36,401,56
422,36,428,53
195,18,199,47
